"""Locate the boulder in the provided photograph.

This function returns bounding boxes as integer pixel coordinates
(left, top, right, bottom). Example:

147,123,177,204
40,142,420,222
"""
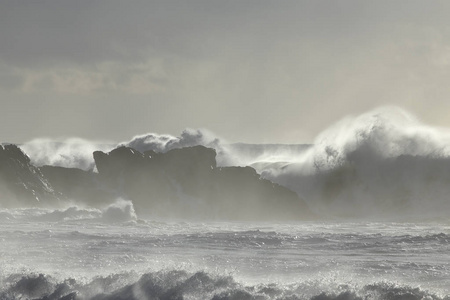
0,144,59,207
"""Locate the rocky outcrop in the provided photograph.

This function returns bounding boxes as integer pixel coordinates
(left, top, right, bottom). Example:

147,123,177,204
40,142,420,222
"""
0,144,59,207
39,166,113,206
93,145,312,220
212,166,309,220
94,147,146,177
0,143,312,220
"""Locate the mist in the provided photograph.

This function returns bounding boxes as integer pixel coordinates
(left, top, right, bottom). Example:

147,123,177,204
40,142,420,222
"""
3,2,450,297
259,107,450,219
11,106,450,221
20,138,114,170
2,1,450,144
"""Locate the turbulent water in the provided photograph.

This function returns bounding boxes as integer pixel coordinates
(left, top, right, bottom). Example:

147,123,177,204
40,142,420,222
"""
3,107,450,299
1,204,449,299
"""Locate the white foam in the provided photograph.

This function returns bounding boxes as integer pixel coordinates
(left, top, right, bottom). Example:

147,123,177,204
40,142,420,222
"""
260,106,450,218
20,138,114,170
101,198,137,223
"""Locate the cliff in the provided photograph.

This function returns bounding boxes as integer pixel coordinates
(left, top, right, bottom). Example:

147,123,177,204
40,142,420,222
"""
0,144,59,207
0,143,312,220
39,165,113,206
93,145,312,220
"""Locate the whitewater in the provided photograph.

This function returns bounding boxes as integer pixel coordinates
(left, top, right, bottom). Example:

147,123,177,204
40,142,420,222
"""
2,107,450,299
1,205,449,299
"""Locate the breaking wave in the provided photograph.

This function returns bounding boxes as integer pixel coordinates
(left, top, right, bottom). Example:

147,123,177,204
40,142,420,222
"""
123,128,223,154
20,129,232,170
17,106,450,218
3,199,137,223
259,107,450,218
20,138,114,171
0,270,446,300
100,199,137,223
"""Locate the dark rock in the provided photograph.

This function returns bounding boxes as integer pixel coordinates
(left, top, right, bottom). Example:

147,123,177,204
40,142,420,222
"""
0,143,313,220
212,166,310,220
40,165,113,207
0,144,59,207
93,145,312,220
94,146,145,176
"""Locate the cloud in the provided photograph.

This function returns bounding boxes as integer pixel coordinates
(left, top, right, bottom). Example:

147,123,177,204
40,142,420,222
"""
2,1,450,143
0,62,23,91
14,60,169,95
0,1,151,67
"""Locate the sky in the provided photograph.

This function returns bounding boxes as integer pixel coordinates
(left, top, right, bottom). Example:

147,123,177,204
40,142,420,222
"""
1,1,450,144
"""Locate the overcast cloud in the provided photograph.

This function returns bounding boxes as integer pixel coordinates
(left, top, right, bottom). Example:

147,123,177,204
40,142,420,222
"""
1,1,450,143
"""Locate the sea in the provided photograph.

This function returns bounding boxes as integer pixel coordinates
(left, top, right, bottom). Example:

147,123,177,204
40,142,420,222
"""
1,209,449,299
1,107,450,299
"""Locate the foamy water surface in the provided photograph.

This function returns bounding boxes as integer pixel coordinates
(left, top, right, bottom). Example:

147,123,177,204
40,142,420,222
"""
1,206,449,299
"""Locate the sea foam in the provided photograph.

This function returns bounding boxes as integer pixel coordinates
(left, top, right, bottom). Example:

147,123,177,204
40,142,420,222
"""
260,107,450,218
0,270,445,300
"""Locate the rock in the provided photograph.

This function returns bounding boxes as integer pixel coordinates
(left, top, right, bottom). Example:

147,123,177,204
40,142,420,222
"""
93,146,145,176
93,145,312,220
39,166,113,207
0,144,59,207
212,166,310,220
0,143,313,220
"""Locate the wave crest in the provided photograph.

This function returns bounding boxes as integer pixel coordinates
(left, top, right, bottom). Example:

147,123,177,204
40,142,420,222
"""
1,271,445,300
261,107,450,218
1,199,139,223
20,138,114,170
16,107,450,219
101,199,137,223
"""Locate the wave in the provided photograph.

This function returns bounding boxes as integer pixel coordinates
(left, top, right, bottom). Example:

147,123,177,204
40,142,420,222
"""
259,107,450,218
17,106,450,219
0,270,446,300
121,130,313,168
19,129,309,171
116,107,450,219
394,233,450,245
20,138,114,171
19,129,233,170
122,128,223,154
0,199,137,223
100,199,137,223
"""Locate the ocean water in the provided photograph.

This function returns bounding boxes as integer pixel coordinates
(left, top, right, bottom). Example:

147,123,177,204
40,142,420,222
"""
1,204,449,299
3,107,450,299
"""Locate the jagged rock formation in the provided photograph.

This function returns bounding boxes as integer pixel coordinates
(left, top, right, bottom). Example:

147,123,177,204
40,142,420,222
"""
0,143,312,220
39,166,113,206
93,145,312,220
0,144,59,207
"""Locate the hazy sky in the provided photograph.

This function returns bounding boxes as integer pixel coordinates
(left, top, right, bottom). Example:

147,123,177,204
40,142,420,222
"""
1,1,450,144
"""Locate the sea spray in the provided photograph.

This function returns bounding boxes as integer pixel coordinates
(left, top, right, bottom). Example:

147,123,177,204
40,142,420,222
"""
1,211,449,297
260,107,450,218
101,198,137,223
3,107,450,299
4,198,138,223
20,138,114,171
18,106,450,219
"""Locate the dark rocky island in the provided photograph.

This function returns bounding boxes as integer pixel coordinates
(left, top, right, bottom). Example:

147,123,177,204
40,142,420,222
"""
0,144,313,220
0,144,59,207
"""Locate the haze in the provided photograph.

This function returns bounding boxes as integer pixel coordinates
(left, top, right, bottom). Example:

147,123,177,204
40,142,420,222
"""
1,1,449,144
